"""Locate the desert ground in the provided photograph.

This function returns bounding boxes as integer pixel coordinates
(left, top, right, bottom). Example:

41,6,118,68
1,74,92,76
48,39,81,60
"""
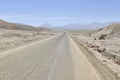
0,19,57,51
71,23,120,78
0,19,120,80
0,29,56,51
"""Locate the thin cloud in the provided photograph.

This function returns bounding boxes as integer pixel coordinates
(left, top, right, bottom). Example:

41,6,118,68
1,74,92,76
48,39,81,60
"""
0,15,77,21
16,17,77,21
0,15,28,20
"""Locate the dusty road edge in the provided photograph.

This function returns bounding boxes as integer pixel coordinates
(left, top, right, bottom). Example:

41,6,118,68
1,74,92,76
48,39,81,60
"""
70,35,118,80
0,34,60,57
67,35,101,80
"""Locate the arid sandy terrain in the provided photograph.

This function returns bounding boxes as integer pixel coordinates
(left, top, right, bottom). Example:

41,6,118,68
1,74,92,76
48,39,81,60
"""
0,19,103,80
0,29,56,51
0,19,56,51
71,23,120,78
0,19,120,80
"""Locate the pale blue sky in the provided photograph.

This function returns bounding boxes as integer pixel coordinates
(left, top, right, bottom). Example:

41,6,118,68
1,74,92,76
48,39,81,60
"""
0,0,120,26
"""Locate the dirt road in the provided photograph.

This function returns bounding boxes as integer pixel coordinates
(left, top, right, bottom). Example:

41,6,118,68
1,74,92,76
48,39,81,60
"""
0,34,102,80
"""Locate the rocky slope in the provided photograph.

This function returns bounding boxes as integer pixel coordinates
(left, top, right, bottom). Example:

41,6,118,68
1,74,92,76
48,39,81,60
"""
71,23,120,77
0,19,51,31
71,23,120,73
92,23,120,39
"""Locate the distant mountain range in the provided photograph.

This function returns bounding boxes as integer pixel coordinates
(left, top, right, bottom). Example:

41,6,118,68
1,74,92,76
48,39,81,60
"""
50,22,116,30
0,19,117,31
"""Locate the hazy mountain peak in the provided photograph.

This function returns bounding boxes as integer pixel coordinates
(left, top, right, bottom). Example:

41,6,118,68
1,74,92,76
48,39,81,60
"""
41,23,53,27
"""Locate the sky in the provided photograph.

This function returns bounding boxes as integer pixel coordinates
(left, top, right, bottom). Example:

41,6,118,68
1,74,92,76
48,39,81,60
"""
0,0,120,26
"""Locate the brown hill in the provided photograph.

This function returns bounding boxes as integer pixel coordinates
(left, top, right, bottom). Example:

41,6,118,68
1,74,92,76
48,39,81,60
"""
0,19,17,29
92,23,120,38
0,19,51,31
